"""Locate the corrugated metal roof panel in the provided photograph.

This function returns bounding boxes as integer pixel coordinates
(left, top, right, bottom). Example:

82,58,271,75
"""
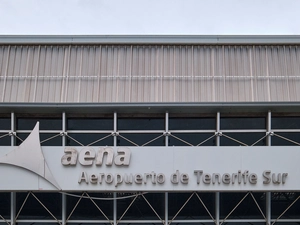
1,44,300,103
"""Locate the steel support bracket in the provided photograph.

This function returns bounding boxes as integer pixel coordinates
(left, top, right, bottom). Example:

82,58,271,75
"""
215,131,222,136
163,132,171,136
111,132,119,136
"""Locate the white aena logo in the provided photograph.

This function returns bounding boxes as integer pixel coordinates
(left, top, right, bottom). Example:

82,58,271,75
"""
61,147,131,166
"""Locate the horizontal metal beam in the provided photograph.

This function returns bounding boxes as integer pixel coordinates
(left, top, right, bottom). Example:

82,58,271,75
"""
1,35,300,45
0,102,300,114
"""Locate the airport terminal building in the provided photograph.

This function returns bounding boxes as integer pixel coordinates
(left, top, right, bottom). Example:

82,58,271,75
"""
1,35,300,225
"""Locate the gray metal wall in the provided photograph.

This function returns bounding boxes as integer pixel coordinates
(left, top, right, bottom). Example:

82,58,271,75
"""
1,44,300,103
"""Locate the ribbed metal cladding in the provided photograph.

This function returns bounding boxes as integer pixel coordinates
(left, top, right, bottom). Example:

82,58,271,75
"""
0,44,300,103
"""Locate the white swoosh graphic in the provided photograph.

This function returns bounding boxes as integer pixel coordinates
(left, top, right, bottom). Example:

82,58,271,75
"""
0,122,61,190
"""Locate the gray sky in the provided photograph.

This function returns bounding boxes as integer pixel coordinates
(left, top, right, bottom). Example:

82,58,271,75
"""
0,0,300,35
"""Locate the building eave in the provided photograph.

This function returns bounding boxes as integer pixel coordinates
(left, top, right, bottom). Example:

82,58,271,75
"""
0,102,300,114
1,35,300,45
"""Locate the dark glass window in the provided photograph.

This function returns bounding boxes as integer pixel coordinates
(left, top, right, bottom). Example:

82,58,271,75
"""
221,223,265,225
168,192,215,220
118,224,163,225
0,117,10,130
272,117,300,129
272,132,300,146
117,193,164,220
67,133,113,146
118,117,165,130
221,133,266,146
221,117,266,129
271,192,300,219
16,133,29,146
169,117,216,130
169,133,215,146
0,133,10,146
40,133,63,146
67,117,113,130
169,224,215,225
0,192,10,219
117,133,164,146
67,224,162,225
12,223,67,225
68,224,163,225
67,192,113,220
17,117,62,130
17,192,62,219
0,117,11,146
220,192,265,219
16,133,63,146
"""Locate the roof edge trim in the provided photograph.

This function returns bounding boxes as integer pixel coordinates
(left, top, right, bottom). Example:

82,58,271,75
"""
1,35,300,45
1,102,300,114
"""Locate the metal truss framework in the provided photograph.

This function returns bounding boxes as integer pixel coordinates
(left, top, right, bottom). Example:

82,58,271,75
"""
0,110,300,224
0,191,300,225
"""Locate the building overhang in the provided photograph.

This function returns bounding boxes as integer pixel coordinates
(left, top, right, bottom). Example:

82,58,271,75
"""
0,102,300,114
1,35,300,45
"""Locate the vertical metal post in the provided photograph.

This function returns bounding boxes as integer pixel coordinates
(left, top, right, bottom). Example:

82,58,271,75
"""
215,112,220,224
215,192,220,225
62,112,66,146
266,111,271,225
165,112,169,225
114,112,117,147
62,194,67,225
113,112,117,225
62,112,67,225
266,192,271,225
10,112,16,225
165,192,168,225
10,192,16,225
10,112,15,146
165,112,169,147
267,111,271,146
216,112,220,146
113,192,117,225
